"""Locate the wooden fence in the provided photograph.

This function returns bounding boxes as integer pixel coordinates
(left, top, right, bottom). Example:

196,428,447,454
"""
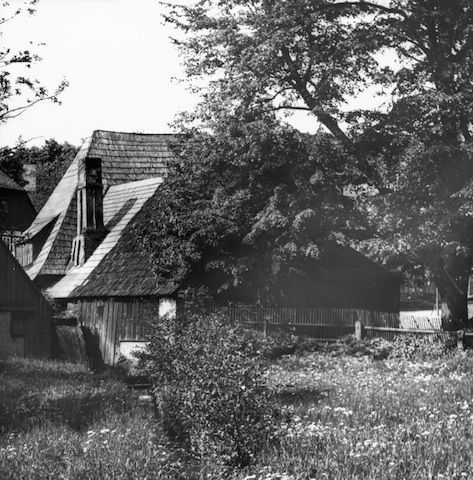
399,312,442,330
219,305,399,342
218,305,471,349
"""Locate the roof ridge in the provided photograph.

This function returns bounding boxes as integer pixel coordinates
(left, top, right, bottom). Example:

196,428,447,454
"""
92,130,175,137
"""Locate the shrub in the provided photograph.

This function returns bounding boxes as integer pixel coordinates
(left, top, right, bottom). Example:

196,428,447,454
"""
139,311,281,468
316,334,393,359
389,333,456,360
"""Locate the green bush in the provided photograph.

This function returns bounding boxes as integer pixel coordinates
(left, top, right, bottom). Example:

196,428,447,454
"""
139,311,281,468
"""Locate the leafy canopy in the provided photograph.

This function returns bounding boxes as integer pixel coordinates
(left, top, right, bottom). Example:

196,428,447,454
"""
140,116,362,298
162,0,473,322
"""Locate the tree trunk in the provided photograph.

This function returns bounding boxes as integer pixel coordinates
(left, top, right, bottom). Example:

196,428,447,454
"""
430,244,472,330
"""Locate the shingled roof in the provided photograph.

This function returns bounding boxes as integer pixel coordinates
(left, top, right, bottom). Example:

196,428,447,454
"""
47,177,165,299
289,244,399,283
88,130,172,187
63,188,181,299
24,130,175,280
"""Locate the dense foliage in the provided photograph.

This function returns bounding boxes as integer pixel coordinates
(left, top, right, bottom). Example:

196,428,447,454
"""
0,139,78,210
139,309,281,468
162,0,473,324
140,117,364,301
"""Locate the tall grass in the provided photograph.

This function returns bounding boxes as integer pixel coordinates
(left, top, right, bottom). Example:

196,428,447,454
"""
0,357,183,479
3,348,473,479
245,352,473,480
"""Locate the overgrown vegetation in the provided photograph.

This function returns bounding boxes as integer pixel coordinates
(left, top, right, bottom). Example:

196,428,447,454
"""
2,334,473,479
0,357,183,479
139,311,281,469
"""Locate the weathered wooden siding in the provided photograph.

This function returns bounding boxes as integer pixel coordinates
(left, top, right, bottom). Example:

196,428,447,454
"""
0,241,52,358
218,304,400,340
75,297,162,365
226,305,399,326
76,298,400,364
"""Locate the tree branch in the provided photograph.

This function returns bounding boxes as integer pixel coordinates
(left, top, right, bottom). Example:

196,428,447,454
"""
329,1,407,17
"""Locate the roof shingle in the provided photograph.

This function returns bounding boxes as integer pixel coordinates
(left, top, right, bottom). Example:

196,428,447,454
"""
25,130,175,280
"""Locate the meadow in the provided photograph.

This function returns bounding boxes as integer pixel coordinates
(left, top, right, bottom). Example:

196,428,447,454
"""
2,339,473,479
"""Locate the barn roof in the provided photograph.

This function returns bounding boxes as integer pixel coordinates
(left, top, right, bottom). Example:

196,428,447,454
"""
289,244,399,283
24,130,175,280
47,177,164,299
0,169,24,191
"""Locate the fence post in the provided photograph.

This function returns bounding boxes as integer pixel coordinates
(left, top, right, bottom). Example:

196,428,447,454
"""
355,320,363,341
457,330,465,351
259,306,267,338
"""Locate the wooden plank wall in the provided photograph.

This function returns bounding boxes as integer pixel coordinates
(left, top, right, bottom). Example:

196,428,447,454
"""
76,300,401,364
76,297,160,365
0,242,52,358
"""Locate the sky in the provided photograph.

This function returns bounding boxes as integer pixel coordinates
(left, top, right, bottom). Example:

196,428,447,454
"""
0,0,201,147
0,0,382,149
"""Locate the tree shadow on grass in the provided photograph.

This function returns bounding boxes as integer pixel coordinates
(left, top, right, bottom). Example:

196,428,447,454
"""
0,390,135,434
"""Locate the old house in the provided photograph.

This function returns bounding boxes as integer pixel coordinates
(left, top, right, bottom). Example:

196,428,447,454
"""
0,240,52,358
0,169,36,256
17,130,176,364
18,129,399,365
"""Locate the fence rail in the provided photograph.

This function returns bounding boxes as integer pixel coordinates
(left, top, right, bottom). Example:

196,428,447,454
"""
220,304,400,333
215,305,473,349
